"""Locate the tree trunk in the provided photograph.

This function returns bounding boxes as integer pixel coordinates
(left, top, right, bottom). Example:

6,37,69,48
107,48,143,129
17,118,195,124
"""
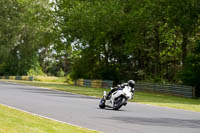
195,84,200,98
154,25,161,77
182,33,188,66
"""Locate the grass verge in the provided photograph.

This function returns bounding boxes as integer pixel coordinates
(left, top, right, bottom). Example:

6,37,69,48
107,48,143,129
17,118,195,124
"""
0,104,99,133
34,76,68,83
1,80,200,112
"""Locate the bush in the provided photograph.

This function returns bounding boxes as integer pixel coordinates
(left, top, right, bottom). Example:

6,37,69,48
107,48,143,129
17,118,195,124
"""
57,68,65,77
66,74,74,84
27,63,46,76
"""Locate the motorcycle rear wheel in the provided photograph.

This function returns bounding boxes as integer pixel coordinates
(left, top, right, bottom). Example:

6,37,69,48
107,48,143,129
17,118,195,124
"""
99,98,106,109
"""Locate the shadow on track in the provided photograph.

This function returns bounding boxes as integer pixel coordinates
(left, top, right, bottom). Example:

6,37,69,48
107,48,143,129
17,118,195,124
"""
100,116,200,128
25,88,98,100
97,107,126,111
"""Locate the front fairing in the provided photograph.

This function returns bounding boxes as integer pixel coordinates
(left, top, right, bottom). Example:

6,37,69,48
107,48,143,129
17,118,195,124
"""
123,86,134,99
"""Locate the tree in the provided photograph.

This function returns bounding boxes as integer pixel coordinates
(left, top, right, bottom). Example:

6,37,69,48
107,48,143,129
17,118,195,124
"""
0,0,20,60
55,0,200,83
181,40,200,97
1,0,199,85
0,0,55,75
166,0,200,65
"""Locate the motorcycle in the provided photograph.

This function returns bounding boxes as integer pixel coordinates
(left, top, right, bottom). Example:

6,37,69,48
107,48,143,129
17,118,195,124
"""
99,85,134,110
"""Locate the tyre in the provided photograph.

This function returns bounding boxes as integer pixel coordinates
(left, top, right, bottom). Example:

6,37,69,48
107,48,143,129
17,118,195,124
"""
99,98,106,109
113,97,125,110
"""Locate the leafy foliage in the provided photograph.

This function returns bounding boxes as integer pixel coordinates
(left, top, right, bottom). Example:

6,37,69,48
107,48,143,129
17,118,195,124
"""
57,68,65,77
180,40,200,96
0,0,55,76
56,0,200,83
0,0,200,90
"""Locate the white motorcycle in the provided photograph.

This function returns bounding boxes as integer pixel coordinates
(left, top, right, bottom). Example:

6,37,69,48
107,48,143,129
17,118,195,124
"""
99,85,134,110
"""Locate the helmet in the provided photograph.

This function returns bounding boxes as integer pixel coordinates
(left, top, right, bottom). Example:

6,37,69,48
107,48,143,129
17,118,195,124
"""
128,80,135,88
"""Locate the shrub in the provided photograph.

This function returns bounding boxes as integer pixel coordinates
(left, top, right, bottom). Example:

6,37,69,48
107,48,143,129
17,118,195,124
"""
57,68,65,77
27,62,46,76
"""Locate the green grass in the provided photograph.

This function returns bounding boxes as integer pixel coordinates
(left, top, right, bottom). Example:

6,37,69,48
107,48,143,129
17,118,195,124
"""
1,80,200,112
33,76,68,83
0,104,100,133
133,92,200,112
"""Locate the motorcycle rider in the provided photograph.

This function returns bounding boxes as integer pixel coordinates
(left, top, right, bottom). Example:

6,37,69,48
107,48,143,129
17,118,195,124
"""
105,80,135,100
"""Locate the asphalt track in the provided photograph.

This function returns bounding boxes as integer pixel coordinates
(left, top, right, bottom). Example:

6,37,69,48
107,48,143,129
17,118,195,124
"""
0,81,200,133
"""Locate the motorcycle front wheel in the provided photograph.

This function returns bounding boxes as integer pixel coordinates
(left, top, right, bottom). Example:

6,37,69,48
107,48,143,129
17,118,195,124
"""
113,96,126,110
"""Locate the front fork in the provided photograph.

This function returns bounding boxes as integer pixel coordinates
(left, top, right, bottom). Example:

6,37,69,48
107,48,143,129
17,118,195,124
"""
103,91,107,99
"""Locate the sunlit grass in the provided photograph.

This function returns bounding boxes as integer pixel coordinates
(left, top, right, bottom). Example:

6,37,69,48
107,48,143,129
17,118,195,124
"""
0,104,100,133
1,79,200,112
34,76,67,83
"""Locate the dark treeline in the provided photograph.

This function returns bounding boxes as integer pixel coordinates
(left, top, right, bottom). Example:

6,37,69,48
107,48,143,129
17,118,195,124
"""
0,0,200,91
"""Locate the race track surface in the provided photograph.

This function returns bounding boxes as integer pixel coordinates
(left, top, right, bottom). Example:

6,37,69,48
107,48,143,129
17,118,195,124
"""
0,81,200,133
